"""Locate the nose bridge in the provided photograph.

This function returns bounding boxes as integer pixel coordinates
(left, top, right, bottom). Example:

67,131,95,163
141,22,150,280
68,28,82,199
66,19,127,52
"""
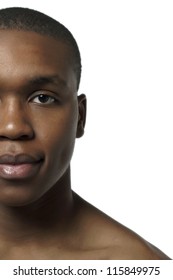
5,96,23,116
0,96,34,140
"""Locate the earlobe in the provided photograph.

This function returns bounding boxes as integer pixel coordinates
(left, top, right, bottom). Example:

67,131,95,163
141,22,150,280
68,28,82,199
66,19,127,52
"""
76,94,87,138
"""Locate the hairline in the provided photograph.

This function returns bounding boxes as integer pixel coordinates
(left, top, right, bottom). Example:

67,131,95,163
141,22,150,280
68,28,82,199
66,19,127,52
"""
0,26,80,90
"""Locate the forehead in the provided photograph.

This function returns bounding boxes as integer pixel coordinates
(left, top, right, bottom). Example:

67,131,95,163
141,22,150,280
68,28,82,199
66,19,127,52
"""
0,29,77,91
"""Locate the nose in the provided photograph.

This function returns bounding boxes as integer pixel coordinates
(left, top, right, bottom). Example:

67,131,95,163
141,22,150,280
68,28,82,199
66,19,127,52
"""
0,99,34,140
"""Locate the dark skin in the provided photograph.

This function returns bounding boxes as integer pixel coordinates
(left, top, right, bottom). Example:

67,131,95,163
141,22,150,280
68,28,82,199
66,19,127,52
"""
0,29,170,260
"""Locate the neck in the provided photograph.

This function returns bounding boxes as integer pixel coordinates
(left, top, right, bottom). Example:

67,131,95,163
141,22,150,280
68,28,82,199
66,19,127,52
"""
0,167,74,242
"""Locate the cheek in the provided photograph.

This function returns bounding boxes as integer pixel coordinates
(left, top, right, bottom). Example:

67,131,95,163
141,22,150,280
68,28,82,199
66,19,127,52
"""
35,103,78,176
0,104,78,206
34,102,78,141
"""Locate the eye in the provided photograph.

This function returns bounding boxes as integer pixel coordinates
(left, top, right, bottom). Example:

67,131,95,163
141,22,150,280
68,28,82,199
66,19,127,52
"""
31,94,56,104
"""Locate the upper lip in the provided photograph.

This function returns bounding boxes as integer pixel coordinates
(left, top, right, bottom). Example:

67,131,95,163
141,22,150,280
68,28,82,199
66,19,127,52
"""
0,154,43,165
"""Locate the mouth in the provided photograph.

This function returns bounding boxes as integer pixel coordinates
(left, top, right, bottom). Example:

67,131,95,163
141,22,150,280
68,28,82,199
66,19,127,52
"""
0,154,44,180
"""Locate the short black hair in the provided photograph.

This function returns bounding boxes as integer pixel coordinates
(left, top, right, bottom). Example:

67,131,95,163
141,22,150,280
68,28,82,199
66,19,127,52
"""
0,7,81,90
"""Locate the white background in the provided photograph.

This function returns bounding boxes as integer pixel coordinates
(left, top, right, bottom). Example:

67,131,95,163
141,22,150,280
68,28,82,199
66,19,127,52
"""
0,0,172,258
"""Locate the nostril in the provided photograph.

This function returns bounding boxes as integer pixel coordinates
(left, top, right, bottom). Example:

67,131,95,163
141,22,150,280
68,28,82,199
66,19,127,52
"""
0,136,9,141
0,125,35,141
0,133,34,141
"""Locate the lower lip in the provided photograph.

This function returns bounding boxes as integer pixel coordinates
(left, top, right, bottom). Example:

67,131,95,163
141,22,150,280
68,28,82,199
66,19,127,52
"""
0,162,42,180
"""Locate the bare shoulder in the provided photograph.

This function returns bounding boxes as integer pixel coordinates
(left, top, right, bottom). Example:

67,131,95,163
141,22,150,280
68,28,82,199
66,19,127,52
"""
73,193,171,260
105,219,170,260
107,233,171,260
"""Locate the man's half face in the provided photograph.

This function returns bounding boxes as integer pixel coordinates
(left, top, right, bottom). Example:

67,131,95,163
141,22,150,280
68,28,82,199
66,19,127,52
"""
0,30,84,206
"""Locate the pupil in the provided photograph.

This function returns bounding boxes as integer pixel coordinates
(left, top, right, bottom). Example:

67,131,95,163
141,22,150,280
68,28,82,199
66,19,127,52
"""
39,95,49,103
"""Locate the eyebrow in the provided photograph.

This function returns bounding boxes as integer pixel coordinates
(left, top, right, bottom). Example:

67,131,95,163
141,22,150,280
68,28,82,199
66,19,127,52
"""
27,75,67,88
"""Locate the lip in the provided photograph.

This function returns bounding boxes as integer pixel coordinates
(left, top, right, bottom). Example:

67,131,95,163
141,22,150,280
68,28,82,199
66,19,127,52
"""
0,154,43,180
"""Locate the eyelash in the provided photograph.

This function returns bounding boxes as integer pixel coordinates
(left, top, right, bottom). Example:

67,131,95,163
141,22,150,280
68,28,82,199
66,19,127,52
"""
30,92,58,105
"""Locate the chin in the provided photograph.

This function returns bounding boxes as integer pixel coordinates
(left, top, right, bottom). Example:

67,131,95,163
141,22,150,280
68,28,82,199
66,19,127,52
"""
0,184,44,207
0,195,40,208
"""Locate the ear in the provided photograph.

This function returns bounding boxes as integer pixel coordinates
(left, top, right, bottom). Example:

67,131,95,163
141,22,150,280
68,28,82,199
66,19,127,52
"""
76,94,87,138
